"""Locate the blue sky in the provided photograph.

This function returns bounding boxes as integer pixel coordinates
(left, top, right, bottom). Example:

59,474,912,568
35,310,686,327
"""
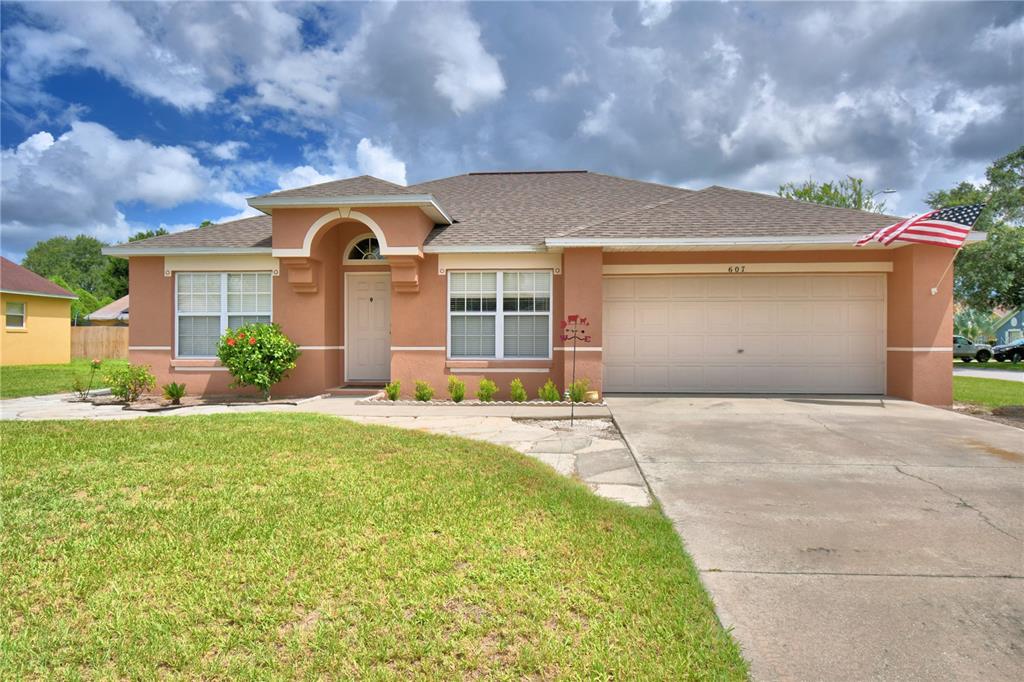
1,1,1021,260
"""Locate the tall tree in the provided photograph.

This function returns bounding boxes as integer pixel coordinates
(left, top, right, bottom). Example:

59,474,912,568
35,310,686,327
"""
778,176,889,213
927,146,1024,311
22,235,110,294
103,228,169,298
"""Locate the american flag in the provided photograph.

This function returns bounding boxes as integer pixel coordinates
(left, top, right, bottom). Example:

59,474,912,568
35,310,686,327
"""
855,204,985,248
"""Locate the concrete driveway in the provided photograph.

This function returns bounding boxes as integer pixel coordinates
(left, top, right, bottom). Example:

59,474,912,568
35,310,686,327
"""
608,396,1024,681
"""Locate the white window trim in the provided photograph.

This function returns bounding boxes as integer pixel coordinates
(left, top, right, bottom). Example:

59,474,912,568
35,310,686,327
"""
1007,329,1023,342
446,270,553,361
174,271,273,358
343,233,386,266
5,301,26,329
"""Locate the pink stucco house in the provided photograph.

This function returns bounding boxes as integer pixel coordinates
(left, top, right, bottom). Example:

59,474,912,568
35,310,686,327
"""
104,171,968,404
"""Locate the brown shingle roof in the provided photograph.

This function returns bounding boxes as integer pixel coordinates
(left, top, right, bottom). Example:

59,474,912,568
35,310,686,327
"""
110,215,272,252
557,186,902,240
0,257,76,298
108,171,909,252
409,171,689,247
254,175,414,200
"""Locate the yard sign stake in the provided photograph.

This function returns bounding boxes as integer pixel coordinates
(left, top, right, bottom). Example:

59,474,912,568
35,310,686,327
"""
560,314,591,426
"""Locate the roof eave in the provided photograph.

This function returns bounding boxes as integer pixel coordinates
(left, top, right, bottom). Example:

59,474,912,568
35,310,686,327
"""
0,288,78,300
102,246,273,258
246,194,453,225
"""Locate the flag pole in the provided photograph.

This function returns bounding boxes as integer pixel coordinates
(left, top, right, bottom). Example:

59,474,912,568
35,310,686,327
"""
930,247,961,296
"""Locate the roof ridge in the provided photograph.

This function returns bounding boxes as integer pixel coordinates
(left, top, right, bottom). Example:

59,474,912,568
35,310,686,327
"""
553,187,704,239
584,170,692,193
261,174,412,198
703,185,905,221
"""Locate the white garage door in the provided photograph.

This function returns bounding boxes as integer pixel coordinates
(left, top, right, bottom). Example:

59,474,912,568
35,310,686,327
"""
603,274,885,394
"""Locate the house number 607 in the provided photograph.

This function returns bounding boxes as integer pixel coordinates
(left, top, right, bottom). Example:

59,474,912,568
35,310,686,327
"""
728,265,746,273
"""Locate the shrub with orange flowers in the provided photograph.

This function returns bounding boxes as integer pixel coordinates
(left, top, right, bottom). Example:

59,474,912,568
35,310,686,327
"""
216,323,300,400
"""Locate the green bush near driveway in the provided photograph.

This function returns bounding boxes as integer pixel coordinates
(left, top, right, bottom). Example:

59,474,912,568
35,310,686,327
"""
0,358,128,399
1,414,747,680
953,376,1024,408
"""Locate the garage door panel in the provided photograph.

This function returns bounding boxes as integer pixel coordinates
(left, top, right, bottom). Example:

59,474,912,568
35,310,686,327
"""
670,277,708,298
636,335,669,359
669,335,706,358
635,365,671,389
604,334,637,360
604,278,635,300
740,276,779,298
668,365,704,391
707,303,740,331
605,302,636,332
847,301,882,330
604,365,637,391
811,302,843,329
636,278,671,299
636,302,669,328
602,274,884,394
669,302,704,330
707,278,742,298
777,302,814,332
741,302,777,331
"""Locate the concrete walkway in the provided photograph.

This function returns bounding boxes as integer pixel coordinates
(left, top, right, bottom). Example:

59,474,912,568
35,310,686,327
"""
953,365,1024,382
0,394,648,507
610,395,1024,681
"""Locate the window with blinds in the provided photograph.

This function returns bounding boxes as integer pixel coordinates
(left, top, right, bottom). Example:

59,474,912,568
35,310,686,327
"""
176,272,272,357
448,271,551,359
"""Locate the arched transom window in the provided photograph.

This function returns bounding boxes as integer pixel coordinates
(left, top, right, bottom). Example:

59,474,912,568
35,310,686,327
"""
344,235,384,264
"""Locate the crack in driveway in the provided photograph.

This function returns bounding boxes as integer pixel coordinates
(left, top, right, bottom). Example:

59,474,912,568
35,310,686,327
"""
893,465,1021,542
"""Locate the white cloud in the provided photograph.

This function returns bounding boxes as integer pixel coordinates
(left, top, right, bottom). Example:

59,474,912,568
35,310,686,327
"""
205,141,248,161
638,0,673,28
355,138,407,185
276,165,340,191
416,5,506,114
1,121,211,254
579,94,617,137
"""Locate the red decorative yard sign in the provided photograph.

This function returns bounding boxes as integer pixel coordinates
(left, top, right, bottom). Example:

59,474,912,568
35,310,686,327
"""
560,314,592,424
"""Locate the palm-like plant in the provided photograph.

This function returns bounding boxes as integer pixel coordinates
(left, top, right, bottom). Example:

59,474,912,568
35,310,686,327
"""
953,308,998,344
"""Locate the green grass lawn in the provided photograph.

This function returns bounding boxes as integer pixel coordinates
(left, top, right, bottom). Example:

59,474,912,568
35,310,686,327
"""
0,358,128,399
1,414,747,680
953,359,1024,372
953,376,1024,408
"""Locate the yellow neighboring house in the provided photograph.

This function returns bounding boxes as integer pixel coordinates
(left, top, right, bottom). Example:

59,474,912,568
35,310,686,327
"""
1,257,77,366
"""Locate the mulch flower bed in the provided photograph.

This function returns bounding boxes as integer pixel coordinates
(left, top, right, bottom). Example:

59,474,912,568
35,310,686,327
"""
76,394,316,412
358,395,606,407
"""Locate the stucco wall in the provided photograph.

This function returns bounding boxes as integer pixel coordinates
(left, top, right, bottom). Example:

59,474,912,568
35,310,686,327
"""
0,293,71,366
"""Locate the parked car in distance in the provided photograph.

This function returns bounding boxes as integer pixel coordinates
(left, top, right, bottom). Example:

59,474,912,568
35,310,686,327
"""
992,338,1024,363
953,336,992,362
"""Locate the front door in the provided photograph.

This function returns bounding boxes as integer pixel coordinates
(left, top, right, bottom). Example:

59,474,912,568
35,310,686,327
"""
346,273,391,382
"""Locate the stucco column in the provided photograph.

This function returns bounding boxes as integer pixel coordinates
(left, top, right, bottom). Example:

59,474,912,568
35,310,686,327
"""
886,244,956,405
561,247,604,395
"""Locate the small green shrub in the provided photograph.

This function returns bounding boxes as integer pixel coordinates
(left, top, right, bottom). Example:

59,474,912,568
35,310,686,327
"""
414,380,434,402
476,377,498,402
217,323,300,400
447,375,466,403
104,364,156,403
162,382,187,405
538,378,560,402
509,377,528,403
384,380,401,401
568,378,590,403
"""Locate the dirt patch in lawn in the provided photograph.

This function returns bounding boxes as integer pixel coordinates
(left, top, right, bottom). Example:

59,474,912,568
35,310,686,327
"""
952,402,1024,430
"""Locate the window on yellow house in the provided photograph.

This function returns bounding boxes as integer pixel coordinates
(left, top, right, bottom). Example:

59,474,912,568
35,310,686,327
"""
5,301,26,328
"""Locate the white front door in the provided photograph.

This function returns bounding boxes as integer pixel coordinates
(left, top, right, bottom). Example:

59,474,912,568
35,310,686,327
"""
346,273,391,382
603,274,886,394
